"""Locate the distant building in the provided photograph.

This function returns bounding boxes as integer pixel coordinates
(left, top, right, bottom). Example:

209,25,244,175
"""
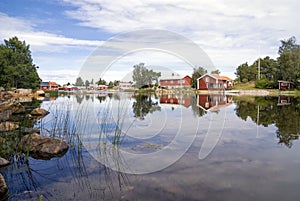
197,74,233,91
97,85,108,90
119,82,135,90
40,81,59,90
159,75,192,88
278,80,292,90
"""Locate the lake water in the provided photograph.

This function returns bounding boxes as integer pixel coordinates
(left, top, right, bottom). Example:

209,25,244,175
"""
1,93,300,200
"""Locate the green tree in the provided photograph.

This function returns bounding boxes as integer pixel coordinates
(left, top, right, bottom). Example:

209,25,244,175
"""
75,77,84,86
132,63,161,88
277,36,300,83
191,66,207,88
85,80,90,89
0,36,41,89
235,62,257,82
96,78,107,85
211,69,221,75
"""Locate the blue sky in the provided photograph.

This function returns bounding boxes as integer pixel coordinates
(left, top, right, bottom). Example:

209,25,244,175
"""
1,0,299,84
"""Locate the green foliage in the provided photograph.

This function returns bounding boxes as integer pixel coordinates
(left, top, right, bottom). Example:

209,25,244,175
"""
277,36,300,82
211,69,221,74
255,78,273,89
85,80,90,88
96,78,107,85
235,36,300,89
242,78,248,83
75,77,84,86
191,66,207,88
235,62,256,82
132,63,161,88
0,36,41,89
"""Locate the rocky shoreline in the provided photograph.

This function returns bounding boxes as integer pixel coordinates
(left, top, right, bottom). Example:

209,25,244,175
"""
0,89,69,199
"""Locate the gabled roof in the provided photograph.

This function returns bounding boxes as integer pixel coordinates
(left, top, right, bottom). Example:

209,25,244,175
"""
160,75,190,81
197,74,233,81
40,82,50,86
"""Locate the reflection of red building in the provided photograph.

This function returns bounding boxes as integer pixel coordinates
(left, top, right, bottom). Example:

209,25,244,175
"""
159,75,192,88
197,74,233,90
160,95,191,108
277,96,291,106
197,94,232,111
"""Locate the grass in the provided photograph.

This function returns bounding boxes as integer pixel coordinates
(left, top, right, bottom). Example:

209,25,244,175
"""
232,81,256,90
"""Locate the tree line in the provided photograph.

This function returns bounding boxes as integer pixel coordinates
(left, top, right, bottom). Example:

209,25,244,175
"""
0,36,41,89
235,36,300,89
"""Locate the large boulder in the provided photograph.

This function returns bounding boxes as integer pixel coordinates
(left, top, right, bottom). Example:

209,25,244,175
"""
0,91,13,101
0,157,9,167
0,121,19,132
30,108,49,119
0,110,12,122
34,90,45,97
0,100,25,114
0,174,8,199
21,133,69,160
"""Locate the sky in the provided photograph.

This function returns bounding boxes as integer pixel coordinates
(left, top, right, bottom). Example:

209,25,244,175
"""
0,0,299,85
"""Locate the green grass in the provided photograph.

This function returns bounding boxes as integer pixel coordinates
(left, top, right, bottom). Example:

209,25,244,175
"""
232,82,256,90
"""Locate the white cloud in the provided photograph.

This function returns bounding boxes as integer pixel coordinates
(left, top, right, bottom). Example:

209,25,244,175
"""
38,69,80,85
0,12,103,53
63,0,300,74
0,12,102,84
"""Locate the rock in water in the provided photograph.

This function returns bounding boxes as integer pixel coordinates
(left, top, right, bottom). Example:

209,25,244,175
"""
0,121,19,132
30,108,49,117
0,174,8,199
21,133,69,160
0,157,9,167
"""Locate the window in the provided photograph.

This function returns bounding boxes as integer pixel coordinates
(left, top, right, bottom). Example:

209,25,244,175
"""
205,77,209,82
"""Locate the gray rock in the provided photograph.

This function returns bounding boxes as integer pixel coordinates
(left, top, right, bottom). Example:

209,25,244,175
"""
0,100,25,114
0,157,9,167
0,121,19,132
0,91,13,101
35,90,45,97
21,133,69,160
30,108,49,117
0,173,8,199
0,110,12,122
23,128,40,135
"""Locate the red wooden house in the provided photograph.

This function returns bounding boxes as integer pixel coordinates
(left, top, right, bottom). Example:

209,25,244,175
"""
278,80,292,90
40,81,59,90
159,75,192,88
197,74,233,91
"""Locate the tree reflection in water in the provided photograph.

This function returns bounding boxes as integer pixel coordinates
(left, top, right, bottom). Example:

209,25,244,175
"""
234,96,300,148
132,94,161,120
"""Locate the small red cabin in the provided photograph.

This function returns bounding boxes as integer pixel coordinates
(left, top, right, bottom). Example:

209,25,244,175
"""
278,80,292,90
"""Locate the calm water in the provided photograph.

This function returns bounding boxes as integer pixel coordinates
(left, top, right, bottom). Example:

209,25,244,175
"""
1,93,300,200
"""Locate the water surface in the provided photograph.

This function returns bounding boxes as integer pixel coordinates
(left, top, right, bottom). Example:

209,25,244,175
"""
1,93,300,201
